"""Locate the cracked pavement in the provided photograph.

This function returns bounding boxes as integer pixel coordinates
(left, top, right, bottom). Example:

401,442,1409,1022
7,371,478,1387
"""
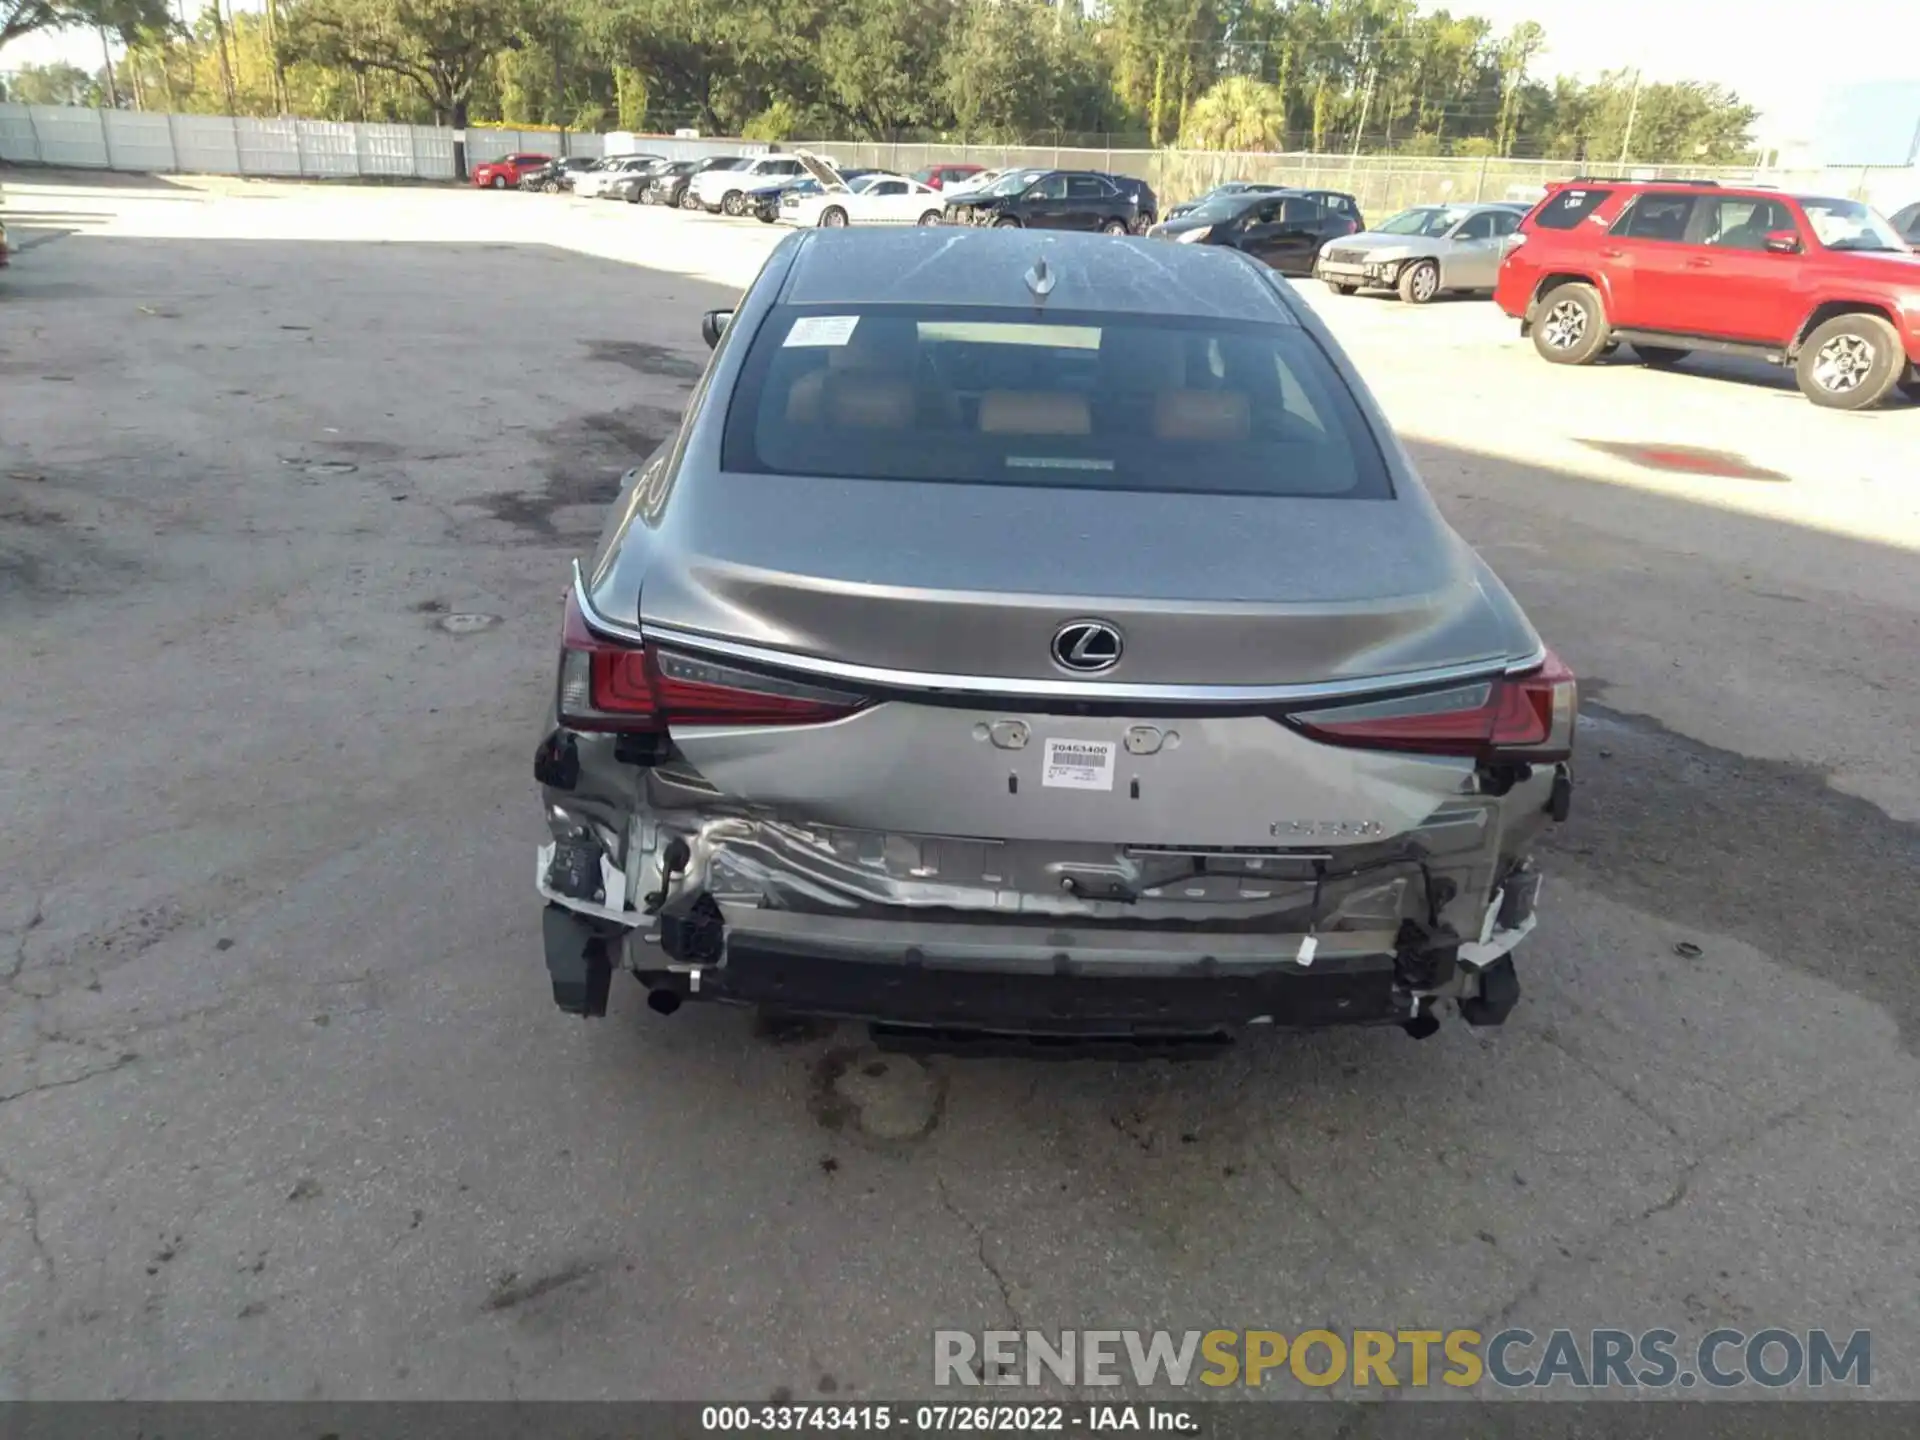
1,174,1917,1402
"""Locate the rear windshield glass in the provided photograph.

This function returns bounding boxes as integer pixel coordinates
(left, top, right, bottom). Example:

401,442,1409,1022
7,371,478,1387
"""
720,306,1390,499
1530,186,1612,229
1376,206,1466,236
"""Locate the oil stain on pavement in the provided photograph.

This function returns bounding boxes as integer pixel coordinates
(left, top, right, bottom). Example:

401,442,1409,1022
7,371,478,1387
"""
1578,439,1791,483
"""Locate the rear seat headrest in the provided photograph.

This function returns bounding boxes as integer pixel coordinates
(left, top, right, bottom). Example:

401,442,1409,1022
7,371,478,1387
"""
824,374,915,429
1153,389,1249,441
978,391,1091,435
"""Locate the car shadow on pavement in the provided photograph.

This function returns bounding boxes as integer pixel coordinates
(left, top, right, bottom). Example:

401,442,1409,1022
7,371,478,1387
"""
1593,344,1807,396
1,164,210,192
3,229,1918,1401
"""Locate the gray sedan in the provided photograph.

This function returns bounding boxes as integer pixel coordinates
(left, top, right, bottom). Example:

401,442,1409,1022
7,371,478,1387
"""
534,228,1575,1047
1316,202,1529,303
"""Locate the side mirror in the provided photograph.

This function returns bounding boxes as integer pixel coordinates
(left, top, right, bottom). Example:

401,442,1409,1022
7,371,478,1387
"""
1764,230,1802,254
701,309,733,350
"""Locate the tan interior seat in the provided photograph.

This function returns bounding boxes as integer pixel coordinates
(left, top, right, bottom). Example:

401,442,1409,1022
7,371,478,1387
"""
1153,389,1250,441
978,391,1091,436
785,368,829,424
823,374,916,429
786,317,920,424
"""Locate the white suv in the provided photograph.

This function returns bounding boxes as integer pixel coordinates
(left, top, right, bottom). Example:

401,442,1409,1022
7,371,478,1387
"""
687,155,808,216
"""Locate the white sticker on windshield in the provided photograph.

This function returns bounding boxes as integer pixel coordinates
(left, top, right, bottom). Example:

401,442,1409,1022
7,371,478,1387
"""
784,315,860,347
1043,738,1116,792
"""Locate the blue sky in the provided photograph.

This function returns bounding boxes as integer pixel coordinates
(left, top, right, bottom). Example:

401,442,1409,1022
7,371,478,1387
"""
5,0,1919,158
1461,0,1919,152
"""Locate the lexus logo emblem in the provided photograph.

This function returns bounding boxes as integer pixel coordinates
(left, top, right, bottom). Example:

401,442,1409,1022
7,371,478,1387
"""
1052,620,1123,673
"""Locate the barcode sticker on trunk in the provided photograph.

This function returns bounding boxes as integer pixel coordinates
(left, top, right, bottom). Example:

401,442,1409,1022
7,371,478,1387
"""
1043,738,1116,791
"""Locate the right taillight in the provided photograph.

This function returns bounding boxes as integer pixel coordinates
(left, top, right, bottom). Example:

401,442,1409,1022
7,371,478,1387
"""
1287,651,1576,763
556,592,867,732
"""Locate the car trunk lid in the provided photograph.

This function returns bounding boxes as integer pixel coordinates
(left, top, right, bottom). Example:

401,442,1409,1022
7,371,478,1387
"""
630,472,1516,689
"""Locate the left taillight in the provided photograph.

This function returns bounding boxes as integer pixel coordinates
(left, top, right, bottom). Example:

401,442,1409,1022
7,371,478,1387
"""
557,591,867,732
1285,650,1577,763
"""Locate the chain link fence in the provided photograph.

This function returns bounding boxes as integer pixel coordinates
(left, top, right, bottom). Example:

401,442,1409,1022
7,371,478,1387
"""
794,138,1917,215
4,101,1914,213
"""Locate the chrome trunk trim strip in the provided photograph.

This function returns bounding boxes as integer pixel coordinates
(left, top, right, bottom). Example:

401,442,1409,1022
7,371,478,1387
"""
573,560,1547,706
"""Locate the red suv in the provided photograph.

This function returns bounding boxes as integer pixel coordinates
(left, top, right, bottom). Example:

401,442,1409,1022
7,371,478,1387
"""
911,163,984,191
1496,178,1920,410
472,152,552,190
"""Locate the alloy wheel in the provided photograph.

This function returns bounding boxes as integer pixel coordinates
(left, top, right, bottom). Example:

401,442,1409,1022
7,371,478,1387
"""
1410,263,1438,302
1812,335,1874,393
1541,298,1588,350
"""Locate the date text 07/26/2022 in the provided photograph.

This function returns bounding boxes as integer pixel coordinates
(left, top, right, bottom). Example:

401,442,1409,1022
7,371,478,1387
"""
701,1404,1195,1432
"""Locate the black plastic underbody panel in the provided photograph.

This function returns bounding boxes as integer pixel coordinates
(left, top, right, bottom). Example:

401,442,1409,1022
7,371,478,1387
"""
641,941,1405,1034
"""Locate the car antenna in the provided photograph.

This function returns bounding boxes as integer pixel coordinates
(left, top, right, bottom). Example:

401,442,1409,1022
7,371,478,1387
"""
1025,256,1055,302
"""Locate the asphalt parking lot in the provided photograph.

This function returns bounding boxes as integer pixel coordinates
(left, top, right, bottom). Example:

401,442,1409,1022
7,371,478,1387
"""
2,172,1918,1404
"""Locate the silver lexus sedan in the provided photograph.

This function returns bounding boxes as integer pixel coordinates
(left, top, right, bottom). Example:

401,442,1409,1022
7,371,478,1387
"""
535,227,1575,1049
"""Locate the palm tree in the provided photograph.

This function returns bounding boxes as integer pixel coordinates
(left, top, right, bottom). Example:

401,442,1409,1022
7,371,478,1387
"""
1178,74,1287,151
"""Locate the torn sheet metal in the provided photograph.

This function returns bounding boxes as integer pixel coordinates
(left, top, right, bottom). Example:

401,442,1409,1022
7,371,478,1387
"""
535,842,633,925
1458,883,1539,968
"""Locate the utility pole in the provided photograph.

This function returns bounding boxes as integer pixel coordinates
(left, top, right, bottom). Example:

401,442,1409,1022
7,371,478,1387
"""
264,0,289,113
552,8,567,156
1346,64,1375,186
211,0,238,114
98,27,121,108
156,0,184,110
1618,68,1642,166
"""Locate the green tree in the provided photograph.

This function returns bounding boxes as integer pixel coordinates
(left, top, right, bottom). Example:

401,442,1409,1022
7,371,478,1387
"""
944,0,1049,139
815,0,959,137
4,0,1757,171
4,58,97,103
591,0,825,134
1107,0,1221,145
613,62,647,129
1178,73,1286,150
282,0,534,171
3,0,170,50
1492,18,1542,155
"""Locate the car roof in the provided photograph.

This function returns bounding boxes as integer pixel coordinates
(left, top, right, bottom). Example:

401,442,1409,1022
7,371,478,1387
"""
1197,189,1301,213
779,228,1296,322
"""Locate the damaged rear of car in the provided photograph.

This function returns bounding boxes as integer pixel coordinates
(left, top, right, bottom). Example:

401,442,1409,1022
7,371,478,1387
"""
535,228,1574,1049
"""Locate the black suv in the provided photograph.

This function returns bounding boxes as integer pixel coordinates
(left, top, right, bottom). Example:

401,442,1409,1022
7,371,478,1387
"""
944,170,1154,233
